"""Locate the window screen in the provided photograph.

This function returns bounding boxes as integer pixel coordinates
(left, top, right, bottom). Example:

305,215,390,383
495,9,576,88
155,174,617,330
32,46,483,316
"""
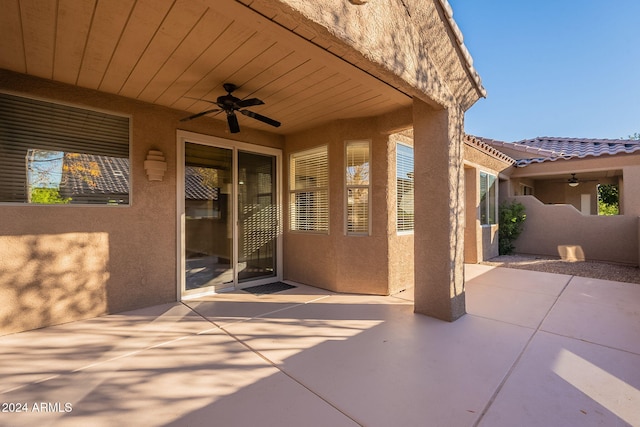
396,143,414,232
346,141,370,235
289,146,328,232
0,93,130,205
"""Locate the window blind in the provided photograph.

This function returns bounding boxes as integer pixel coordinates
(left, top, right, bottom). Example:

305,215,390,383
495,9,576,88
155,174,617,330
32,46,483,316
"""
346,141,370,234
0,93,130,205
479,171,497,225
289,146,328,232
396,143,414,232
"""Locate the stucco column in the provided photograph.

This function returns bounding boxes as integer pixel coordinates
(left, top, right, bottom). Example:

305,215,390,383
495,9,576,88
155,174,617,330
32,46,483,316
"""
622,166,640,266
413,99,465,321
622,166,640,216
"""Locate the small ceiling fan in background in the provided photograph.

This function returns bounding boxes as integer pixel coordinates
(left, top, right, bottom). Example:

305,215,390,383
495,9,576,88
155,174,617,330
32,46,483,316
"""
180,83,281,133
549,173,598,187
567,173,580,187
566,173,598,187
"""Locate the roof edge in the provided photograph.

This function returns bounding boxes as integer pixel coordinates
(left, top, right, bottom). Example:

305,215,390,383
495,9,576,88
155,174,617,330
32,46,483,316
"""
481,137,560,158
437,0,487,99
481,136,640,167
464,134,515,164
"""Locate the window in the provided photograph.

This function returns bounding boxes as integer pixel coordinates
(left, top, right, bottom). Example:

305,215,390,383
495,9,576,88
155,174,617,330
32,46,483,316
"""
289,146,328,232
520,183,533,196
345,141,370,235
480,171,497,225
0,93,130,205
396,143,414,232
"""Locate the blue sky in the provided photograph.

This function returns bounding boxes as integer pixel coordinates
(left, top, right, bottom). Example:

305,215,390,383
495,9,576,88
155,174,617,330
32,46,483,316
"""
447,1,640,142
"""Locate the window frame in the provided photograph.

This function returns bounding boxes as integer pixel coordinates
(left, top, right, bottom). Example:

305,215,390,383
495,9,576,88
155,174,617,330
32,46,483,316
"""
344,140,371,236
288,145,329,233
0,91,132,207
479,171,497,225
396,142,414,234
519,183,533,196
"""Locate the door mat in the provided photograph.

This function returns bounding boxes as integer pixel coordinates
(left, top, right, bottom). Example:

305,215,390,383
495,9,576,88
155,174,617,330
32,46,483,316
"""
242,282,296,295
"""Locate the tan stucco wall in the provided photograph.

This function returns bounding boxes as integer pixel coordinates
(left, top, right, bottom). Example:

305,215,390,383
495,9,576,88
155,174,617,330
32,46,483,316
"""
267,0,483,111
463,143,514,176
512,196,638,266
413,101,466,320
462,144,512,263
509,177,535,197
283,117,406,295
622,165,640,216
482,225,499,260
0,71,283,335
510,154,639,180
509,155,640,217
533,177,617,214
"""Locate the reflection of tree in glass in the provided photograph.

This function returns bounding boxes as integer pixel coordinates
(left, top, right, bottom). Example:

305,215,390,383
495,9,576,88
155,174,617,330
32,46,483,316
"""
27,150,63,189
193,167,220,188
27,150,103,204
27,150,66,203
347,162,369,186
31,188,71,204
62,153,100,188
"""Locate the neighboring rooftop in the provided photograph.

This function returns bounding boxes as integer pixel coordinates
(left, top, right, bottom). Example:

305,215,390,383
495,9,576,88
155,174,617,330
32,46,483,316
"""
463,134,516,165
479,136,640,167
60,154,129,197
60,155,218,201
185,166,219,201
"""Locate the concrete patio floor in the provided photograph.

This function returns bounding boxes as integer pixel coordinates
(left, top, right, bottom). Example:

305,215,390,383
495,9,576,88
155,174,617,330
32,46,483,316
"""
1,265,639,427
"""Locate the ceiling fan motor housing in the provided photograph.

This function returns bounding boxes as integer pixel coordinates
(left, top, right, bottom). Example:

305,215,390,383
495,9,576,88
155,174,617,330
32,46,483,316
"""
217,94,240,110
180,82,280,132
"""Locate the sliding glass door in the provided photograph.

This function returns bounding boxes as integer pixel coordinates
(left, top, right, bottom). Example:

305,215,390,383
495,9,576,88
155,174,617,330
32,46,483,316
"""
179,133,281,297
237,151,278,282
184,144,234,292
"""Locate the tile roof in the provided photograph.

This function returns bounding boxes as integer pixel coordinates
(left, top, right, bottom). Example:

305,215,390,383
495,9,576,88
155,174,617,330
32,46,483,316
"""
480,136,640,167
463,134,516,164
60,155,218,200
60,154,129,196
185,166,219,201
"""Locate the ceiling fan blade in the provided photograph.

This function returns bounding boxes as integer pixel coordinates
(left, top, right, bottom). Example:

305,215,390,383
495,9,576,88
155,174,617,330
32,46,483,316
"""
227,111,240,133
236,98,264,108
183,96,217,104
240,109,281,127
180,108,221,122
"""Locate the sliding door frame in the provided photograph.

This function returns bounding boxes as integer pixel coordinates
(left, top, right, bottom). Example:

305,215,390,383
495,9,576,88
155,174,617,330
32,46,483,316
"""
176,130,283,300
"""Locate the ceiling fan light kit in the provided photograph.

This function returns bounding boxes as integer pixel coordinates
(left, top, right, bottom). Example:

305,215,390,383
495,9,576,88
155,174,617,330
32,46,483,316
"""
180,83,281,133
568,173,579,187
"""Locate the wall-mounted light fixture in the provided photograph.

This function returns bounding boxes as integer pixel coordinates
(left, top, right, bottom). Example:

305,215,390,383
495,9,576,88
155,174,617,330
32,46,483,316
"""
144,150,167,181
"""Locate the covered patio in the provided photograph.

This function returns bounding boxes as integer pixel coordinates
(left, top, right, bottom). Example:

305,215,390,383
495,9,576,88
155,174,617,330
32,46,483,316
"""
1,0,483,335
1,266,638,426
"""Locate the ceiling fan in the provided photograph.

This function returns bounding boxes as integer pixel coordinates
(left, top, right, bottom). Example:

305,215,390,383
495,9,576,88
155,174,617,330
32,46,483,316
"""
180,83,281,133
550,173,598,187
565,173,598,187
567,173,580,187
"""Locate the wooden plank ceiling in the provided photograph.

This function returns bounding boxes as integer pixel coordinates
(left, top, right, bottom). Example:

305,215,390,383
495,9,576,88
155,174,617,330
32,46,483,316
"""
0,0,412,135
